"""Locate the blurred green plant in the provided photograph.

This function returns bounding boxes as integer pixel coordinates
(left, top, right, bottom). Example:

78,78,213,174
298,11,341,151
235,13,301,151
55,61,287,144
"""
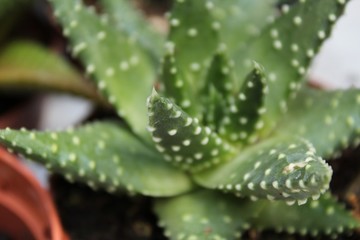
0,0,359,239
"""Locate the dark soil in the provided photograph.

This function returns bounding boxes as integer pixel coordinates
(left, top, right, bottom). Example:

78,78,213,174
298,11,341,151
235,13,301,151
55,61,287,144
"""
0,233,11,240
50,176,167,240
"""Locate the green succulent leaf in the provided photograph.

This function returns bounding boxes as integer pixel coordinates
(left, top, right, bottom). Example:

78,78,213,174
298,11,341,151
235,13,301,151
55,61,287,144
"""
147,90,235,172
0,122,193,196
156,190,360,239
233,0,349,132
202,85,226,133
160,53,193,111
49,0,155,138
165,0,220,115
194,136,332,203
210,0,278,54
203,52,235,97
201,52,235,130
100,0,165,60
0,41,103,103
217,62,268,143
202,57,268,143
251,193,360,236
155,190,251,240
279,88,360,158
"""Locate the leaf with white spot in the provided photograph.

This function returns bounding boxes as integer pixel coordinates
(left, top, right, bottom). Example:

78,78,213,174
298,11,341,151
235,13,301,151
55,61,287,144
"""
218,62,267,143
161,53,193,111
278,88,360,158
49,0,155,138
194,136,332,202
233,0,349,132
201,56,267,143
0,41,103,103
251,193,360,236
165,0,219,115
203,52,235,96
155,190,251,240
210,0,278,53
100,0,165,60
0,122,193,196
201,52,235,129
147,90,234,172
202,84,226,132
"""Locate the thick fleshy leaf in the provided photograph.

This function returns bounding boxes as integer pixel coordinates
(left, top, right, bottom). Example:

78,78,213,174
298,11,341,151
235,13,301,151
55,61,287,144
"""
203,52,236,97
49,0,155,138
147,90,234,172
278,88,360,158
0,122,193,196
210,0,278,53
160,53,193,111
155,190,251,240
201,52,235,130
194,136,332,203
100,0,165,60
165,0,219,115
217,62,268,143
0,41,102,103
251,193,360,237
233,0,349,132
202,57,268,143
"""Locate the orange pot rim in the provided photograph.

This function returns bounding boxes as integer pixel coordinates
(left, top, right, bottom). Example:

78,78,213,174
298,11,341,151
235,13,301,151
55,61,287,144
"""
0,147,68,240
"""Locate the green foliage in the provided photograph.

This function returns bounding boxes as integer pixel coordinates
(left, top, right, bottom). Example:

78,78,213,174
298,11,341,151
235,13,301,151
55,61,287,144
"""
100,0,165,60
194,136,332,203
155,190,251,240
0,41,102,103
50,0,155,138
206,61,267,143
0,122,192,196
210,0,278,53
252,193,359,236
0,0,359,239
156,190,358,239
279,88,360,158
233,0,350,133
148,89,234,172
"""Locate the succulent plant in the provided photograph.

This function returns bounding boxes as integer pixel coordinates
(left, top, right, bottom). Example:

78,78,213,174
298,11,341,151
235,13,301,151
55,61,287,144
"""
0,0,360,239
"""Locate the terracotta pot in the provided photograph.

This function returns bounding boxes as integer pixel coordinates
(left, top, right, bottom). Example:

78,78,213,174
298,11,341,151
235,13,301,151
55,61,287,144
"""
0,147,68,240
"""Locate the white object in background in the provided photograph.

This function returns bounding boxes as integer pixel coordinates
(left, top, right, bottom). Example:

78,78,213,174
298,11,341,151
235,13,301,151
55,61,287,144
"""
39,94,93,130
310,0,360,89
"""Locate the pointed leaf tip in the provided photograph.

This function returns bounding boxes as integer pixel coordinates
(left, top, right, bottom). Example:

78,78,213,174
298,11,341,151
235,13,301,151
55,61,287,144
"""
194,136,332,201
148,94,234,172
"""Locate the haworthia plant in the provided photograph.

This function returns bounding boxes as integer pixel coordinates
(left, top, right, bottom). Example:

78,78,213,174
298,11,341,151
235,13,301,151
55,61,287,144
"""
0,0,359,239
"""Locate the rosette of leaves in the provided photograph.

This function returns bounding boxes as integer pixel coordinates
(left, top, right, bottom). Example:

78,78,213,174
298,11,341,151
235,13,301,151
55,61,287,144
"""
0,0,359,239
